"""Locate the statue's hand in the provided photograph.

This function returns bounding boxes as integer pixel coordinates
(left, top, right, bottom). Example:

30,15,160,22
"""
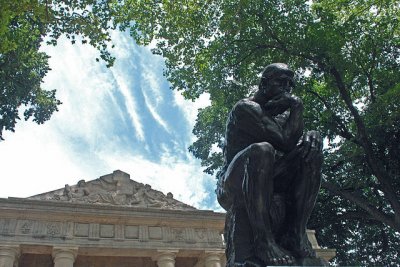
264,93,302,115
299,130,322,162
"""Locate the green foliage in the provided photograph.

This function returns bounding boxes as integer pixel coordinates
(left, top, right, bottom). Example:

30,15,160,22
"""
189,81,248,174
310,187,400,265
0,1,59,139
2,0,400,263
0,0,117,139
111,0,400,264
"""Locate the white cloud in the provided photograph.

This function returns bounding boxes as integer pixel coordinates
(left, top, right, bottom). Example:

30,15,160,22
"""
0,116,104,197
0,31,218,211
139,51,171,133
109,33,147,141
142,89,171,133
41,36,120,147
0,36,117,197
173,91,211,145
95,149,210,208
111,68,146,141
141,64,164,106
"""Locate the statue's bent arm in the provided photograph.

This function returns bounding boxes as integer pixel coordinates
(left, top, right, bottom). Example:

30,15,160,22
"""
233,99,302,153
280,96,304,150
233,100,287,151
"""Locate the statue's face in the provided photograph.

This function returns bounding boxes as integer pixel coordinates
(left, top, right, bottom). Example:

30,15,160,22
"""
264,72,294,99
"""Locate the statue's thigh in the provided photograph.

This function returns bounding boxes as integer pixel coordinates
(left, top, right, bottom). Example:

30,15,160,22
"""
223,148,251,196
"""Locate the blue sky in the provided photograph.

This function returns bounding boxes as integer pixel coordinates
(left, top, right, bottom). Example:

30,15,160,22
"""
0,31,221,211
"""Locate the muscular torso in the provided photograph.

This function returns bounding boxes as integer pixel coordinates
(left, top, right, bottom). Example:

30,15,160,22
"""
224,98,296,165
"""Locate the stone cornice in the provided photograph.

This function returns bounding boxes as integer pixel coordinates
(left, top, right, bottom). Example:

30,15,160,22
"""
0,197,226,254
1,198,225,224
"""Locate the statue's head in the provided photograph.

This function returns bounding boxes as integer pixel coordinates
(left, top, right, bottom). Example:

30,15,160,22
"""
260,63,295,97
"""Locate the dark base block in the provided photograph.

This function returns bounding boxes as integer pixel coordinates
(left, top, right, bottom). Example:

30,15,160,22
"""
231,256,329,267
296,257,329,266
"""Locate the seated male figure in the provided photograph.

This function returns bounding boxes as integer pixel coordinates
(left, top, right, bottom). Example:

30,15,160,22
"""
217,63,323,266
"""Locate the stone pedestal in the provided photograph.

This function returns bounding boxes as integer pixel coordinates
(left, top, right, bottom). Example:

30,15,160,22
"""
52,247,78,267
0,246,19,267
153,250,178,267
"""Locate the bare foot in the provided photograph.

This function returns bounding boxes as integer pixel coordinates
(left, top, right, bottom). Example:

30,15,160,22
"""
279,234,316,259
234,256,264,267
256,241,295,265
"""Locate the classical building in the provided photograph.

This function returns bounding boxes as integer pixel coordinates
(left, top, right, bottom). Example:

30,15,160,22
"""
0,170,335,267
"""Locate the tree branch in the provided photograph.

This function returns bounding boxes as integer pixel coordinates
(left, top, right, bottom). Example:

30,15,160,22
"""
322,179,399,231
326,159,346,173
329,67,400,224
230,44,275,68
339,210,381,223
306,89,362,146
235,22,400,224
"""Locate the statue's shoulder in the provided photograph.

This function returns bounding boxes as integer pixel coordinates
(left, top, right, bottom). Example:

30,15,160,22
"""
233,98,262,116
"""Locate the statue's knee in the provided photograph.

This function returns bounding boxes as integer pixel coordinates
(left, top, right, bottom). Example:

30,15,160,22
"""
248,142,275,159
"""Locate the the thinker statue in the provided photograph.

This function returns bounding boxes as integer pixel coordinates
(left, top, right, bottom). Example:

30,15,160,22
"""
216,63,324,266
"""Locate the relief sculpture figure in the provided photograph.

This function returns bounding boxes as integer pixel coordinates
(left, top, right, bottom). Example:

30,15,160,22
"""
216,63,324,266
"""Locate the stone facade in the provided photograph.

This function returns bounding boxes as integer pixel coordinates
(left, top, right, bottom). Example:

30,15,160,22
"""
0,170,335,266
28,170,195,211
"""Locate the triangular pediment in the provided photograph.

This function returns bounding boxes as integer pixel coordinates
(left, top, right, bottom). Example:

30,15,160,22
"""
28,170,196,211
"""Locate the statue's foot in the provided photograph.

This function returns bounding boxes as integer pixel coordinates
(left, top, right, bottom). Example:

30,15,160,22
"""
256,242,295,265
234,256,264,267
297,257,329,266
279,234,316,259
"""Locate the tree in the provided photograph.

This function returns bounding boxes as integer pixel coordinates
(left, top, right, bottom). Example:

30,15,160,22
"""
115,0,400,264
2,0,399,263
0,0,116,139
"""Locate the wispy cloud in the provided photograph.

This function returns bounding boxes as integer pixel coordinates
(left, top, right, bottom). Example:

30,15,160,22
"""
142,89,171,133
111,69,146,141
0,31,218,210
139,51,171,133
109,32,147,142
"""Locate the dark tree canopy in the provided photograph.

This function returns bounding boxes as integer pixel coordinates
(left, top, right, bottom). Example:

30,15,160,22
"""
1,0,400,264
117,1,400,264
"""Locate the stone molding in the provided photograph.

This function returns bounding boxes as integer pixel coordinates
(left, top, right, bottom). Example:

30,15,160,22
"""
1,198,221,224
0,198,225,252
0,218,223,249
0,197,335,263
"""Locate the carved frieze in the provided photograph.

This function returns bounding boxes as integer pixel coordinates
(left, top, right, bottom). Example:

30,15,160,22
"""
0,218,224,249
114,224,124,240
139,225,148,242
75,223,89,237
18,220,33,234
46,222,61,237
0,218,17,236
125,225,139,239
148,226,162,240
195,228,208,241
171,228,185,241
27,170,196,211
89,223,100,240
100,224,114,238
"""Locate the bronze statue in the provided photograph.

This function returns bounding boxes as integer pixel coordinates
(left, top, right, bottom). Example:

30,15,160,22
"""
216,63,324,266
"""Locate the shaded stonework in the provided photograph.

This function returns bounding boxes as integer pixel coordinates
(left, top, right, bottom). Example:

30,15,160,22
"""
0,170,334,267
0,170,227,267
28,170,195,211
